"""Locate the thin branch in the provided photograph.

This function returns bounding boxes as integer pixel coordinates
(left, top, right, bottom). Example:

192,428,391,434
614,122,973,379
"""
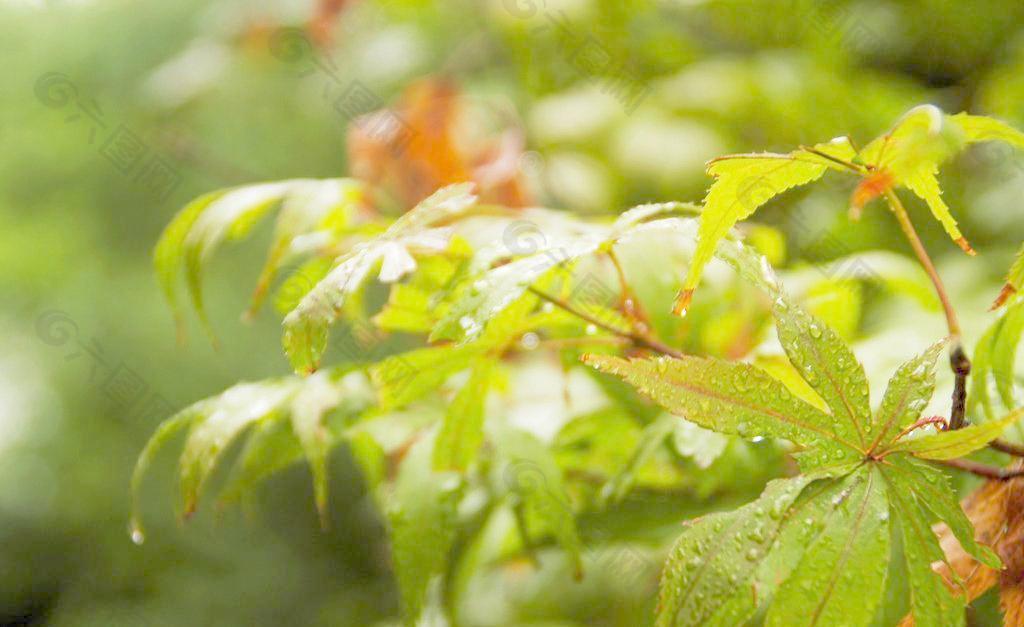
605,247,651,330
883,188,975,437
884,189,961,337
949,343,970,430
799,146,866,175
528,287,686,360
990,438,1024,457
934,458,1024,481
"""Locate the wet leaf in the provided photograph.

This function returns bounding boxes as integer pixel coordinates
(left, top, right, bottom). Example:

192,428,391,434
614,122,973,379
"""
674,137,856,314
869,340,946,448
883,409,1024,460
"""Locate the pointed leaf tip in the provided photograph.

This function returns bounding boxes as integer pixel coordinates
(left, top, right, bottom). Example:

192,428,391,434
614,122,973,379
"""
672,289,692,317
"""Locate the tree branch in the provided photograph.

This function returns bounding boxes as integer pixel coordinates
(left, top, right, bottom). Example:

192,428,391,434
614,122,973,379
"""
934,458,1024,481
528,287,686,360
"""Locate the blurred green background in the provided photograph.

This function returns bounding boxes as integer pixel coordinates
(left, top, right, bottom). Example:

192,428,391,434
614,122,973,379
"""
2,0,1024,624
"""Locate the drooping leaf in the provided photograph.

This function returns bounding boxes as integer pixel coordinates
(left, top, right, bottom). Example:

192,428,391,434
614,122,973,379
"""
129,405,203,539
154,179,366,343
674,137,856,314
765,466,890,627
283,183,477,372
289,370,344,526
582,354,858,462
495,426,583,578
387,432,461,625
883,408,1024,460
153,190,226,341
247,178,365,317
432,358,494,472
869,340,946,449
132,372,364,533
952,112,1024,150
218,417,305,507
177,379,300,516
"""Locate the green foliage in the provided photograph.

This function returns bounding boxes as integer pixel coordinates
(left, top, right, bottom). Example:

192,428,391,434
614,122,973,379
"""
675,106,1024,312
591,243,1010,625
139,104,1024,626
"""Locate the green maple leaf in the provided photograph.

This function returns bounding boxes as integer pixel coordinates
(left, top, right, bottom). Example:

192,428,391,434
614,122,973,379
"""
586,243,1014,627
283,183,478,373
130,368,375,537
154,178,366,343
675,105,1024,314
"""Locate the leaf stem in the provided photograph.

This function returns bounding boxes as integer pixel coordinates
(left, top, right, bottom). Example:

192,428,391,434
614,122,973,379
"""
528,287,686,360
884,189,975,434
884,189,961,338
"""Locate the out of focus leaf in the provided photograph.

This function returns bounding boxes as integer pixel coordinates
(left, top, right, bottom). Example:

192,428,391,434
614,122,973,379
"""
433,359,494,472
387,433,461,625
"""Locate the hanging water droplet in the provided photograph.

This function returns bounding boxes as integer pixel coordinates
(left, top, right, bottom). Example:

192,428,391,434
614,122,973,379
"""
751,436,765,443
585,324,598,335
878,511,890,522
128,521,145,546
519,332,540,350
541,302,555,313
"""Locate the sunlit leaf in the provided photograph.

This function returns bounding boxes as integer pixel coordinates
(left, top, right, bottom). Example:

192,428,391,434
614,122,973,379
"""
674,137,856,314
582,354,857,461
883,409,1024,460
283,183,477,372
869,340,946,448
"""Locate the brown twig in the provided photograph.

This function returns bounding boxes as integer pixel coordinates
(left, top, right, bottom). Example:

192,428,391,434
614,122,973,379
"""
935,458,1024,481
528,287,686,360
990,438,1024,457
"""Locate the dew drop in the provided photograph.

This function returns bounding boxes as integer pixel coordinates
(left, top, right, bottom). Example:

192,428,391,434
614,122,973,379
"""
745,548,760,561
585,324,598,335
520,332,540,350
128,521,145,546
